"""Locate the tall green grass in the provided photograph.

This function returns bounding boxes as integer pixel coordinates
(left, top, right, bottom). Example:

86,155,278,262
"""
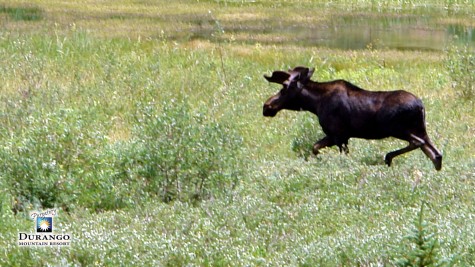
0,5,43,21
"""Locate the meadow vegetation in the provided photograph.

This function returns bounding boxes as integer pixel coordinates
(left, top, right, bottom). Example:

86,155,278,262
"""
0,0,474,266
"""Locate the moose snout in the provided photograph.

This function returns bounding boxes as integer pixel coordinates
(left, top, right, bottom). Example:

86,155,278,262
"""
263,104,278,117
263,95,280,117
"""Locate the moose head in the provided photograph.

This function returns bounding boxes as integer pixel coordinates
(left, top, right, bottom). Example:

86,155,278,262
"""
263,66,315,117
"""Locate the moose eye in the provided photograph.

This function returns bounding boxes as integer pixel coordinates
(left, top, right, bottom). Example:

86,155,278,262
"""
280,82,296,94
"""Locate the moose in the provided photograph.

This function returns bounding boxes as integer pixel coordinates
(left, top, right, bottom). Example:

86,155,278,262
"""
263,66,442,170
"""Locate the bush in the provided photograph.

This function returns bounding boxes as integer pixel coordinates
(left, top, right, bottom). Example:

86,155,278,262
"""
0,99,245,212
130,99,245,203
394,203,454,267
445,43,475,99
1,109,111,211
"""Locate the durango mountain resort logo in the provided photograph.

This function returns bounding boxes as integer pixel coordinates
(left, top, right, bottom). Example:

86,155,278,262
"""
17,209,72,247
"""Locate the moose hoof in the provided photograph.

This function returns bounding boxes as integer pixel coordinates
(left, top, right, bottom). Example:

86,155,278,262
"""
433,155,442,171
312,146,320,155
384,155,392,167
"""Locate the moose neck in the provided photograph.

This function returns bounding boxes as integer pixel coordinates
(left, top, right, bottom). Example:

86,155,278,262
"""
295,81,324,116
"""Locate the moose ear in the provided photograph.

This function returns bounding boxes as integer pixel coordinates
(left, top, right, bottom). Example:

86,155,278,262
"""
290,66,309,73
306,68,315,80
264,71,290,84
291,66,315,82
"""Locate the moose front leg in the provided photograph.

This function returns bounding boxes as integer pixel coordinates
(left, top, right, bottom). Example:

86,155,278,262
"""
338,143,349,154
312,136,335,155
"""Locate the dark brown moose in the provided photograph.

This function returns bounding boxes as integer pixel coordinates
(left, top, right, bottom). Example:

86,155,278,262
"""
263,66,442,170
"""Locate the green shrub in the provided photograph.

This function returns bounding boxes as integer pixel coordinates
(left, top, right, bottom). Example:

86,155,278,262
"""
445,43,475,99
0,98,246,211
395,203,453,267
130,99,244,203
1,109,110,211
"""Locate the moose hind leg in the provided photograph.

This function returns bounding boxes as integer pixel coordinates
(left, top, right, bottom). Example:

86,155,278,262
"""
420,138,443,171
384,143,418,167
385,133,436,167
409,133,442,170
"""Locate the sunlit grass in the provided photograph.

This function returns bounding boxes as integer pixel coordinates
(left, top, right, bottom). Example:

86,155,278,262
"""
3,0,474,42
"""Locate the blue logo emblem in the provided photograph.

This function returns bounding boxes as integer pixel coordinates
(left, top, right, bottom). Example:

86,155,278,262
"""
36,217,53,233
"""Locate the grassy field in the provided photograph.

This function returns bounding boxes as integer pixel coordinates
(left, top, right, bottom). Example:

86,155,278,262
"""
1,0,474,266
